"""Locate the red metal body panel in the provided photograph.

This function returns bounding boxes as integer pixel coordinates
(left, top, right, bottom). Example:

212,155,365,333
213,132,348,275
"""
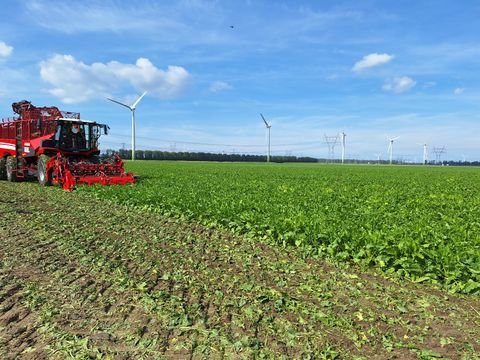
0,139,15,158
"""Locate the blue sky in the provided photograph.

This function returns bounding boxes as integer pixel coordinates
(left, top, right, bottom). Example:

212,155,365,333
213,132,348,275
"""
1,0,480,161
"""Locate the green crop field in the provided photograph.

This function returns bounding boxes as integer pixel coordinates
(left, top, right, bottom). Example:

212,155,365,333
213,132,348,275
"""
83,161,480,295
1,161,479,359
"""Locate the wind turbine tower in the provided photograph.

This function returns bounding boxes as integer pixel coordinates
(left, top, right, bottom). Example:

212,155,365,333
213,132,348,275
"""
387,136,399,165
341,132,346,164
423,143,428,165
260,114,272,162
107,91,148,161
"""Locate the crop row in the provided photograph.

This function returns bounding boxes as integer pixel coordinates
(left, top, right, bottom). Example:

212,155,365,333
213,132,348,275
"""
81,162,480,294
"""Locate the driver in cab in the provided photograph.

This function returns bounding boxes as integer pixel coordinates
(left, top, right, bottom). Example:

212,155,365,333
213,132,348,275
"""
71,123,86,149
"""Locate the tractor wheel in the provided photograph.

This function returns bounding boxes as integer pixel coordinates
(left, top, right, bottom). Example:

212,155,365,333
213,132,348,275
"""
37,155,52,186
0,157,6,180
6,156,16,182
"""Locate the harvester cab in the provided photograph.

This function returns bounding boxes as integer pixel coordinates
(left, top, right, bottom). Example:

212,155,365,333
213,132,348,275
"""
0,100,135,191
50,119,108,153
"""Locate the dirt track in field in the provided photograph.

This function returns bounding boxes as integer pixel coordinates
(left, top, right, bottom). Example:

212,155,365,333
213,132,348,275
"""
0,182,479,359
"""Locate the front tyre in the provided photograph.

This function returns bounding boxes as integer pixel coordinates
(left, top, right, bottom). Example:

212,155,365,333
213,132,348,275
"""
6,156,16,182
37,155,52,186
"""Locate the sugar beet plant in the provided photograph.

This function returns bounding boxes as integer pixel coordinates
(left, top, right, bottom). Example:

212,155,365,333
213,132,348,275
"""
81,162,480,294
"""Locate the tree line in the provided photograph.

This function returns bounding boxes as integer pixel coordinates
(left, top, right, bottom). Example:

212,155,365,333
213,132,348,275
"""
107,149,478,166
109,149,318,163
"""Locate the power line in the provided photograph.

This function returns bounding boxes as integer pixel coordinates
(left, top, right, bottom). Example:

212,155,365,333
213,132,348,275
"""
107,132,321,148
432,146,447,164
101,139,312,156
324,133,339,161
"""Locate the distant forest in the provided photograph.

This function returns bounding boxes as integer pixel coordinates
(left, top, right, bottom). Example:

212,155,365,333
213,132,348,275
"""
109,149,479,166
111,149,317,163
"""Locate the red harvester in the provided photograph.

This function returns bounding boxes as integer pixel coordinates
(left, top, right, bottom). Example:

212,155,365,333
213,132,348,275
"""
0,100,135,191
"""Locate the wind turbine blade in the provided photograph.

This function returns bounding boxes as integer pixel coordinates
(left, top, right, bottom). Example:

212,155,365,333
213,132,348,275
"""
260,114,272,128
392,136,400,141
131,91,148,109
107,97,132,110
260,113,270,127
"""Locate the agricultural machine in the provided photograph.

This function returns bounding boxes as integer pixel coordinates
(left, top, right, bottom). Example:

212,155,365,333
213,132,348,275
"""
0,100,135,191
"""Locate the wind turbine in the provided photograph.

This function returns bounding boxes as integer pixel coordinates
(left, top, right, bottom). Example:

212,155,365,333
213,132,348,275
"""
260,113,272,162
387,136,399,165
340,132,346,164
107,91,147,161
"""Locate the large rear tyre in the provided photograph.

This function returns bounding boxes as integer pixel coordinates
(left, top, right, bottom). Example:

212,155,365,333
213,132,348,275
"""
0,157,6,180
6,156,16,182
37,155,52,186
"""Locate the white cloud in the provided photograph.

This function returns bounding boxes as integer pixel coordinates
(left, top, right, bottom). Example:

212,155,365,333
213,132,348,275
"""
423,81,436,89
352,53,394,72
209,81,232,92
0,41,13,58
325,73,338,80
25,1,182,33
382,76,416,93
40,54,190,103
453,87,465,95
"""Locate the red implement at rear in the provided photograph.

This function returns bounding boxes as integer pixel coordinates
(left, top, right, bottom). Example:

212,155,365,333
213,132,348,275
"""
47,153,135,192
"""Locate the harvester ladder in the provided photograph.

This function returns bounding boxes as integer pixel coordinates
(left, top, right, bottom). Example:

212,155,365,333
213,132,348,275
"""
15,121,25,179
